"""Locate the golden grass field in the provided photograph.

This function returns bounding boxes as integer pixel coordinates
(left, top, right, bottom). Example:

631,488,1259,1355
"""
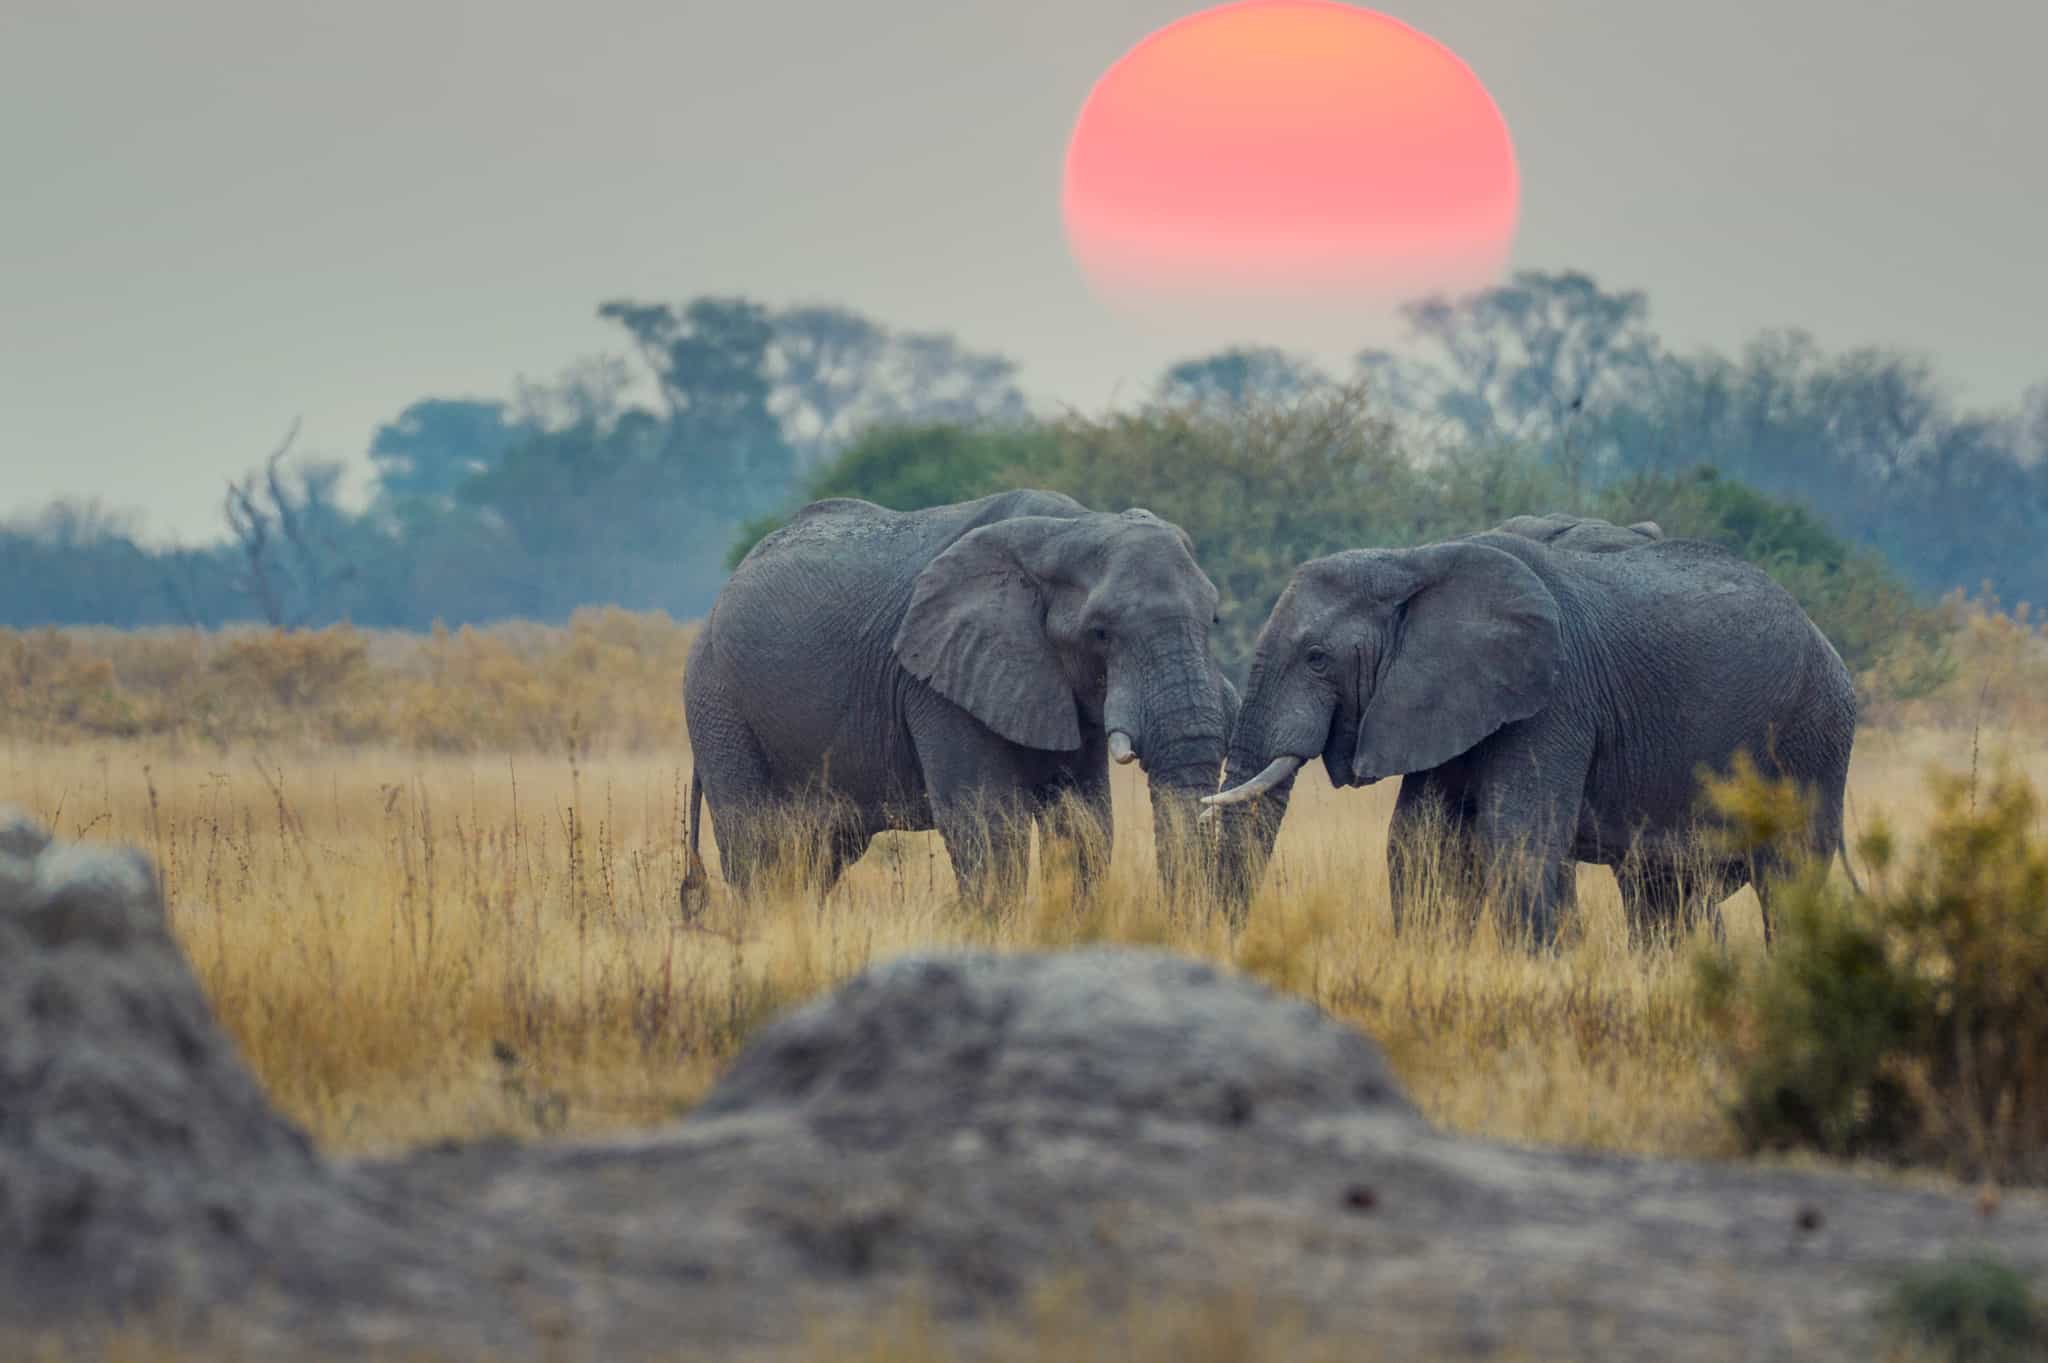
7,611,2047,1362
5,716,2040,1164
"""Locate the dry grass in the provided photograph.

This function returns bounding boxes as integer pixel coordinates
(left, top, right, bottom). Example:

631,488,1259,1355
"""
9,594,2041,753
0,609,697,752
8,716,2041,1161
28,1273,1997,1363
8,614,2047,1362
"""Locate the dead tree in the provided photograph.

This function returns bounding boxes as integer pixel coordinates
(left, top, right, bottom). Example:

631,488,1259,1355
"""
222,421,358,628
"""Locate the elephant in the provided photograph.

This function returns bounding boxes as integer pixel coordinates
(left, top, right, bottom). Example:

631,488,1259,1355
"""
683,490,1236,909
1489,512,1664,553
1204,530,1857,947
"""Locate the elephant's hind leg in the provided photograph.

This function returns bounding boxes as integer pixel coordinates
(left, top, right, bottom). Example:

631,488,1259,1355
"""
812,816,875,901
1615,858,1717,948
687,681,781,902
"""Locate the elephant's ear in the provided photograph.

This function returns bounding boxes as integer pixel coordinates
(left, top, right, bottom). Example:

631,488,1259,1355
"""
892,519,1081,751
1629,520,1665,540
1350,542,1562,784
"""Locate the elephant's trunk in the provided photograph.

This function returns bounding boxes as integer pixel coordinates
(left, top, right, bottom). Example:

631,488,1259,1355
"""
1114,629,1229,906
1211,691,1299,925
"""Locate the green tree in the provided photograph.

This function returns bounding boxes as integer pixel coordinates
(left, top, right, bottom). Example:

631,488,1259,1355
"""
725,422,1062,567
1360,269,1661,493
598,296,797,522
1157,346,1332,410
368,398,528,506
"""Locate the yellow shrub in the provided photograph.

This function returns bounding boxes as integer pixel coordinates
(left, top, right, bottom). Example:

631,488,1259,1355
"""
1869,592,2048,735
1698,762,2048,1184
0,613,698,754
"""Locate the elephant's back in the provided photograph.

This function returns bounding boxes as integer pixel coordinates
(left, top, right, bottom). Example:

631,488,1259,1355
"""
691,507,918,803
1569,538,1856,837
1597,539,1846,698
692,490,1095,800
731,489,1089,586
732,498,911,582
1594,539,1811,641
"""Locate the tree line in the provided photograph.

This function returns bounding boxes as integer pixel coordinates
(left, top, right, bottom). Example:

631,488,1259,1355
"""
3,272,2042,659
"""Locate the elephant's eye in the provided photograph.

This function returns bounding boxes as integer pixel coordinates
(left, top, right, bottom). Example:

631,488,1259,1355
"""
1305,646,1330,674
1091,627,1110,644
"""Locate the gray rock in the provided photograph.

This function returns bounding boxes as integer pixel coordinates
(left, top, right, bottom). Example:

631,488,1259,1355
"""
698,950,1415,1140
0,813,577,1359
2,815,2044,1361
0,805,52,860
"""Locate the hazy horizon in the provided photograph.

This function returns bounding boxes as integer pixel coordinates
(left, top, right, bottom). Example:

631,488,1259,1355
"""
7,0,2044,543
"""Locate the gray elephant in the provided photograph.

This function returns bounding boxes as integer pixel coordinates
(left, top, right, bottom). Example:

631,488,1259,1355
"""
684,490,1236,908
1204,531,1856,946
1489,512,1664,553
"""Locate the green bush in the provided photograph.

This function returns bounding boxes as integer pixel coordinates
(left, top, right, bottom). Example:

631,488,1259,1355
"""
1696,762,2048,1184
736,388,1537,678
1023,388,1430,677
1886,1257,2044,1363
731,397,1940,683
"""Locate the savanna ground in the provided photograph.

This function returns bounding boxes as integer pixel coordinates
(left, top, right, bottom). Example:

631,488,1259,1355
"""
5,609,2047,1361
6,607,2044,1161
7,721,2039,1159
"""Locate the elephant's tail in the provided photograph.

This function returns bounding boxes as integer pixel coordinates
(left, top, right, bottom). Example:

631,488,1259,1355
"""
680,769,709,917
687,769,704,859
1835,786,1867,898
1836,837,1866,897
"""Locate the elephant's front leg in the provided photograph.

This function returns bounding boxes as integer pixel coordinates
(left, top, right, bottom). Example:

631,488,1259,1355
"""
1387,772,1478,936
1492,839,1576,949
936,791,1035,915
910,701,1043,916
1036,755,1113,903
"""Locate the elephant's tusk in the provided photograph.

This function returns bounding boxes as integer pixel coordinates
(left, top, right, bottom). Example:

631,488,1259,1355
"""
1108,731,1138,765
1201,756,1302,809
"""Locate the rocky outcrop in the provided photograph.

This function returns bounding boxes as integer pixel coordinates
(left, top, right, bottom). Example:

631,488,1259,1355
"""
1,810,2042,1360
0,809,597,1358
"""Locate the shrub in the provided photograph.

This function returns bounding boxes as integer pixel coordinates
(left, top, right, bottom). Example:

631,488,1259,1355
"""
1875,594,2048,734
1028,387,1426,677
1696,762,2048,1184
0,612,698,754
733,398,1943,684
1885,1257,2044,1363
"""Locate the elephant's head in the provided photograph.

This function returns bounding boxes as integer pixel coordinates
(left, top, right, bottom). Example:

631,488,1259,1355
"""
1205,541,1563,907
892,507,1231,895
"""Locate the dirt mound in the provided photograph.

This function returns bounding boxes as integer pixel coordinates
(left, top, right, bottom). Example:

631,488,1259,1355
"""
0,809,567,1357
698,949,1416,1140
0,808,327,1317
3,811,2045,1361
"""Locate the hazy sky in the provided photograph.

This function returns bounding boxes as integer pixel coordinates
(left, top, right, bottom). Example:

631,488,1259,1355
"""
5,0,2044,542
